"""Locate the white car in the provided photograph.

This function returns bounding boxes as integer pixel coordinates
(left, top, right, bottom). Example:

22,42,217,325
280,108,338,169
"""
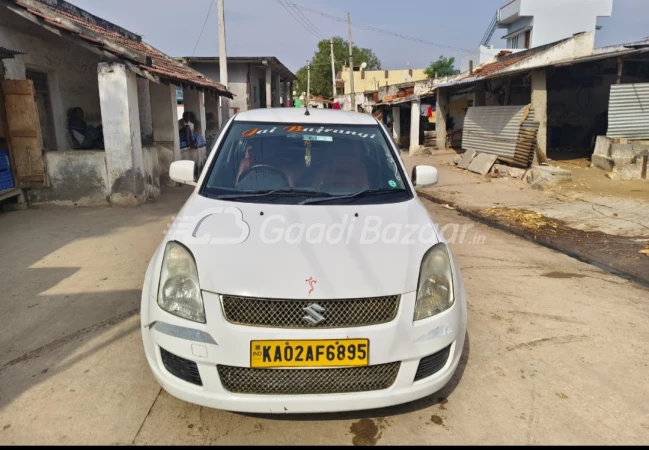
141,108,467,414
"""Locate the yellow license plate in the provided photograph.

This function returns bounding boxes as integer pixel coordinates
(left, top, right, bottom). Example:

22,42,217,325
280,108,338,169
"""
250,339,369,368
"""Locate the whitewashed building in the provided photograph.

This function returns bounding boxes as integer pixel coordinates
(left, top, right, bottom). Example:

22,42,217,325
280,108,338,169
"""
462,0,614,72
0,0,233,208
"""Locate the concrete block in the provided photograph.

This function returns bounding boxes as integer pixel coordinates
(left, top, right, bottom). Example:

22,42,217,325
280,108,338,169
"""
526,166,572,188
493,164,527,179
610,144,635,160
591,154,615,172
468,153,498,175
457,149,477,170
593,136,612,157
613,157,644,181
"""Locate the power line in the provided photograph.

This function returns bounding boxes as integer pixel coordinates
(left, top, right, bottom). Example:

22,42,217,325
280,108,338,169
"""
284,0,327,40
271,0,324,40
189,0,215,61
290,2,472,53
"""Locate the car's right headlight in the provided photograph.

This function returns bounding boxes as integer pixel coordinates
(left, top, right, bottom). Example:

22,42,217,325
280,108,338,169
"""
157,241,206,323
414,243,455,321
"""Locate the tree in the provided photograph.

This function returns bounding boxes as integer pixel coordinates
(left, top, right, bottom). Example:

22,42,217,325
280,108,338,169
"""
424,56,456,79
295,37,381,99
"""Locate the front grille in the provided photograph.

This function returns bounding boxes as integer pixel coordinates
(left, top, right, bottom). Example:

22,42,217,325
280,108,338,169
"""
414,345,451,382
160,348,203,386
220,295,400,328
217,363,400,395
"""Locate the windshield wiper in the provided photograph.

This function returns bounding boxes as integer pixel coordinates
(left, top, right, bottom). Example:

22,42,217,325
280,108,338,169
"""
300,189,406,205
216,189,332,201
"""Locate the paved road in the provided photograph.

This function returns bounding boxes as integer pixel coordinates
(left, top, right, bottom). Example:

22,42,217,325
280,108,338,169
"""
0,188,648,445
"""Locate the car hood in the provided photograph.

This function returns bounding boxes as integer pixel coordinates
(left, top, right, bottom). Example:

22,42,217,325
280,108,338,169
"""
169,193,440,299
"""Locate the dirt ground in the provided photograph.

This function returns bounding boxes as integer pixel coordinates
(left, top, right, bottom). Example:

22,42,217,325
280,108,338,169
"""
549,157,649,200
1,186,648,445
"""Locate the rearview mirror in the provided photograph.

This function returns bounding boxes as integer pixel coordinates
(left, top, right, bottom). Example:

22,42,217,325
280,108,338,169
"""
170,160,198,186
411,165,439,187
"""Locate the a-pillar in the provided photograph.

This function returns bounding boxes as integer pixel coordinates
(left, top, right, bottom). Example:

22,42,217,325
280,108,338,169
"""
409,99,421,154
436,88,448,150
183,88,206,136
392,106,401,146
149,81,181,186
136,78,153,144
531,69,548,161
265,66,272,108
97,62,145,207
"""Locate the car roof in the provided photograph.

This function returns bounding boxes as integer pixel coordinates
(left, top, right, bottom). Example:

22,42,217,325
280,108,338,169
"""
233,108,379,125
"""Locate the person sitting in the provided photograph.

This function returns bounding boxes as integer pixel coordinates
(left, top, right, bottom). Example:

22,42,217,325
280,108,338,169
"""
179,111,206,150
69,107,104,150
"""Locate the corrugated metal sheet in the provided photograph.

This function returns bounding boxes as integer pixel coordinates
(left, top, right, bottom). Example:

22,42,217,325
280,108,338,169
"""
463,106,528,159
607,83,649,140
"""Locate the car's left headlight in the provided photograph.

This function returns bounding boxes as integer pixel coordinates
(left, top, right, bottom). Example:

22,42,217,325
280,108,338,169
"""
414,243,455,321
157,241,206,323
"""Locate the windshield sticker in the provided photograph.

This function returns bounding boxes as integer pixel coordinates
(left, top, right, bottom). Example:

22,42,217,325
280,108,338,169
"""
388,180,398,188
284,125,376,139
303,135,333,142
241,127,277,138
241,125,376,140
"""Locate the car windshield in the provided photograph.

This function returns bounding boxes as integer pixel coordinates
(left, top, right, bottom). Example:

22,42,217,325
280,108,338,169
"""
200,121,411,205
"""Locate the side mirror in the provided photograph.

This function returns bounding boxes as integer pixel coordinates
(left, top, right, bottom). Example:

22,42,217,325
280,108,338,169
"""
170,160,198,186
411,165,439,188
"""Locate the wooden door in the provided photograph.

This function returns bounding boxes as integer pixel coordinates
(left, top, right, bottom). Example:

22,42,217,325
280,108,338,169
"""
1,80,46,188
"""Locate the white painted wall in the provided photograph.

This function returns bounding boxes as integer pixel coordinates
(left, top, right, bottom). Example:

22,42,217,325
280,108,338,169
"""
190,61,249,112
0,11,103,151
98,62,144,206
518,0,612,49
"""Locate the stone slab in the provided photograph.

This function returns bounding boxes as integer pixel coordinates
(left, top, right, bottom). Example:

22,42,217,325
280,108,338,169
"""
467,153,498,175
457,149,477,170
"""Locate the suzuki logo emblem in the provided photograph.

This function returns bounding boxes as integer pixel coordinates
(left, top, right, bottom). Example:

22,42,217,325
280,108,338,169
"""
303,303,326,325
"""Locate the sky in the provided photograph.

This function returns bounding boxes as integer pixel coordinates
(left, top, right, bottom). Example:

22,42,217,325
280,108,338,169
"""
67,0,649,73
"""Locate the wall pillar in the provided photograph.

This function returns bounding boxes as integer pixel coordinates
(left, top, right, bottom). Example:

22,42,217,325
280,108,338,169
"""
274,74,281,107
136,78,153,144
97,62,145,207
409,99,421,154
436,88,448,150
289,81,294,106
531,69,548,160
265,66,272,108
281,81,288,107
149,81,181,186
392,106,401,146
205,93,220,140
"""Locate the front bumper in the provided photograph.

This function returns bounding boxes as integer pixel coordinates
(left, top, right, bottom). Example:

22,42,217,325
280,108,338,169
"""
141,291,466,414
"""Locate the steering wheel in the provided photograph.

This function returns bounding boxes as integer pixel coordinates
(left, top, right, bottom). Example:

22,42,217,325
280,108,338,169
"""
238,164,290,187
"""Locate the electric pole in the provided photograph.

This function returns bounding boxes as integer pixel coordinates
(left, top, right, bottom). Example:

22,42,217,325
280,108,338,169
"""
217,0,229,124
330,38,336,100
347,12,355,110
307,60,311,107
